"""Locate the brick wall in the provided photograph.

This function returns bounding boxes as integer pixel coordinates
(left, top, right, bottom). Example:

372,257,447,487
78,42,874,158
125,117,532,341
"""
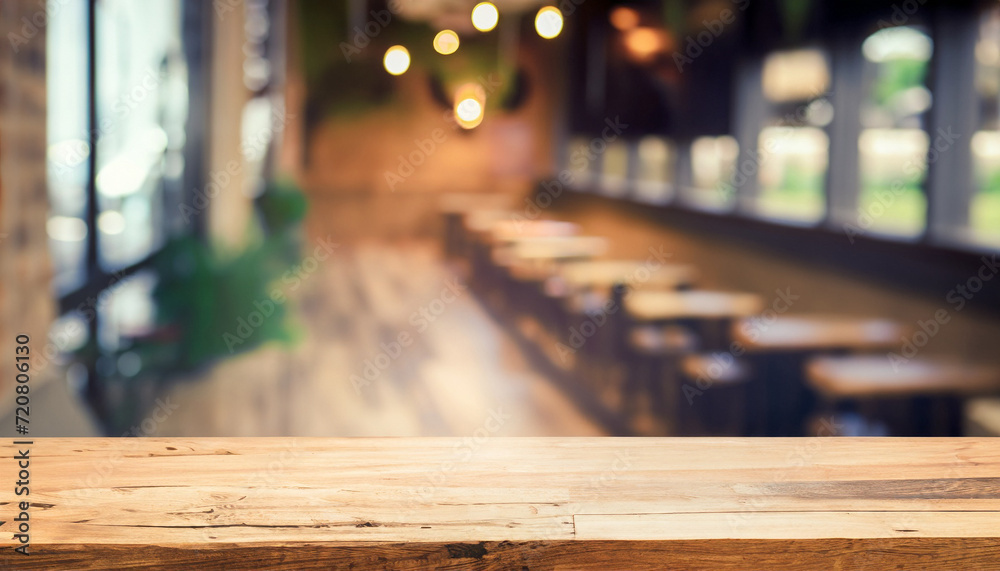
0,1,56,413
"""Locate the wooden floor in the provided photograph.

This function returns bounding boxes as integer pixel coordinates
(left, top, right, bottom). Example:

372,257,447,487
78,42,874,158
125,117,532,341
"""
5,437,999,569
153,241,605,437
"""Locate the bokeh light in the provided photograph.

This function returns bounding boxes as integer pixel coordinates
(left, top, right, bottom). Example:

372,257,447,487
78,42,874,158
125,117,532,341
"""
610,6,640,31
535,7,563,39
433,30,460,55
383,45,410,75
454,83,486,129
471,2,499,32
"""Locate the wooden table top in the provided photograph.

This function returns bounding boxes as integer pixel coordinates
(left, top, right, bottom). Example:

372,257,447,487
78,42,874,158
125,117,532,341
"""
807,355,1000,398
733,314,909,352
6,438,999,569
462,209,516,233
438,193,516,214
556,260,697,291
488,220,580,244
626,290,765,322
493,236,609,267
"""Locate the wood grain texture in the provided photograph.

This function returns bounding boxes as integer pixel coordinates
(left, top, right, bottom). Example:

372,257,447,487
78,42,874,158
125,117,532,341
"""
2,437,999,569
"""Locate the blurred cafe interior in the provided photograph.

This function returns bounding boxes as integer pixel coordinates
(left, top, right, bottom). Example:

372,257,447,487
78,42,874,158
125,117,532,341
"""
2,0,1000,439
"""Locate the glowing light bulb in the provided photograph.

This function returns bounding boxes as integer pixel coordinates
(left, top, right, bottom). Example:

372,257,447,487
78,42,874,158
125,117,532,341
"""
535,7,563,39
454,83,486,129
383,45,410,75
456,99,482,122
471,2,499,32
433,30,460,55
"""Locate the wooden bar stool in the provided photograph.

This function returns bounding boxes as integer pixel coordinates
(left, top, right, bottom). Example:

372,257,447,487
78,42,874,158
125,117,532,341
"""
486,221,581,319
619,290,764,433
732,314,910,436
805,355,1000,436
624,324,699,434
678,353,753,435
495,235,608,322
544,260,697,348
438,194,516,259
462,209,515,295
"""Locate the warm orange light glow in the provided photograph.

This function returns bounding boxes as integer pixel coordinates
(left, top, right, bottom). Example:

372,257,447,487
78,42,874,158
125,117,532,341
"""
433,30,460,55
610,6,639,31
454,83,486,129
624,27,666,62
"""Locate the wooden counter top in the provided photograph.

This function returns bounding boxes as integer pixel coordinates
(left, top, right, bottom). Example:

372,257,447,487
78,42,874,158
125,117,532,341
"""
2,437,999,569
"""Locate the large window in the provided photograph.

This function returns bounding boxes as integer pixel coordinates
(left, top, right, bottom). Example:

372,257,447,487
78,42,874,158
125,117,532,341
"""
684,135,739,211
47,0,91,294
45,0,206,418
599,138,631,198
633,136,675,204
856,26,933,238
971,8,1000,247
753,49,831,224
561,4,999,255
566,135,595,189
95,0,187,269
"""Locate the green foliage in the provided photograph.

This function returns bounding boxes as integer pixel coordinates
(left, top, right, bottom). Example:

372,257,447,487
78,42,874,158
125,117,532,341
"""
775,163,823,196
983,170,1000,195
136,179,309,374
298,0,517,119
873,59,927,107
